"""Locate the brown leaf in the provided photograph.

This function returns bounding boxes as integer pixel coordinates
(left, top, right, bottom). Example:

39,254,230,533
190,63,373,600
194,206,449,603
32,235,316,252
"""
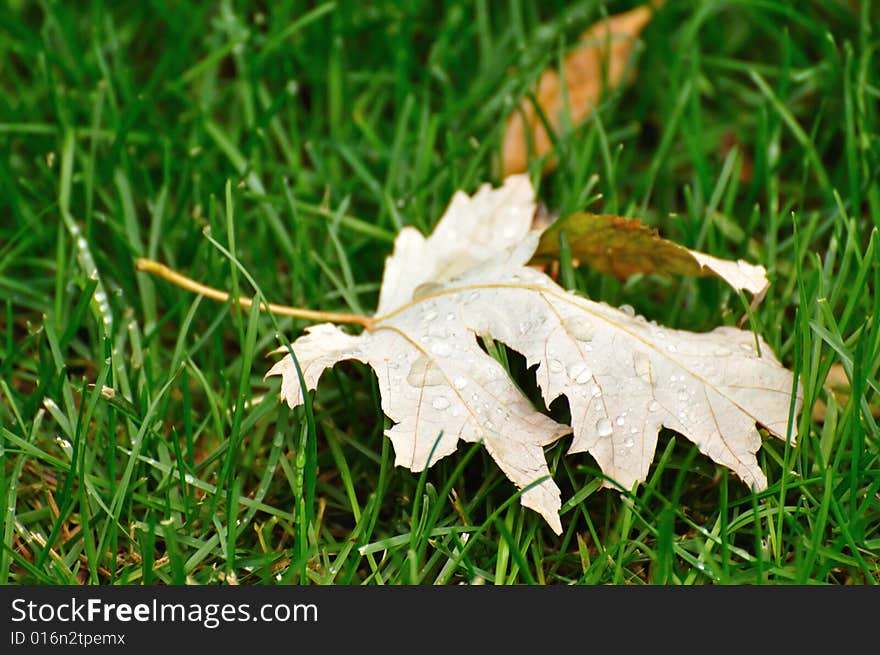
810,364,844,423
809,364,880,423
501,2,661,176
532,212,770,301
720,131,754,184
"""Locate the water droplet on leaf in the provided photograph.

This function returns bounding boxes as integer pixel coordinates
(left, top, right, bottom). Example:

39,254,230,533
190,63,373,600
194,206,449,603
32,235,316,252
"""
412,284,443,301
428,323,449,339
430,342,452,357
562,315,595,342
407,355,445,387
632,351,653,383
566,362,591,384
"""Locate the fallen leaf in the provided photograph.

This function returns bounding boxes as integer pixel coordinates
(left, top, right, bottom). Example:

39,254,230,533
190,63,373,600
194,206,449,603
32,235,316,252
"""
533,212,770,301
267,175,801,534
501,2,661,176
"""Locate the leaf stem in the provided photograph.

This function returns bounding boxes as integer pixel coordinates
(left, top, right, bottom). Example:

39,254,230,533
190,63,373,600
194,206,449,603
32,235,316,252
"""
135,258,373,329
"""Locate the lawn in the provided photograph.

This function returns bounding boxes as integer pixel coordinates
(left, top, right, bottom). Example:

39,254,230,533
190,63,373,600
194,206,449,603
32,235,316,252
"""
1,0,878,585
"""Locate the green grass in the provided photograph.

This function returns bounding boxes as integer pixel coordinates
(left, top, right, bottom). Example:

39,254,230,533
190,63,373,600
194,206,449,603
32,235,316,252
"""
1,0,878,585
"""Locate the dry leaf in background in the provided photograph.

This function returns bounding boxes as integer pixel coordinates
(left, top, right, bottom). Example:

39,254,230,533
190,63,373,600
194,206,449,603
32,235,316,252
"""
267,176,802,534
533,212,770,302
810,364,880,423
812,364,850,423
501,2,661,176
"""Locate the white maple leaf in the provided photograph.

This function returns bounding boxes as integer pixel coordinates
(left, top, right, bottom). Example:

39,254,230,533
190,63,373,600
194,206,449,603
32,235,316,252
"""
267,176,802,534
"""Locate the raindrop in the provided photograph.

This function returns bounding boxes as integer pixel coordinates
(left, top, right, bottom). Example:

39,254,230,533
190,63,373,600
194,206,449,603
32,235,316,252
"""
446,313,455,321
547,358,564,374
632,351,653,383
648,400,660,412
412,284,443,301
615,415,626,426
407,355,445,387
619,304,635,317
430,342,452,357
428,323,448,339
596,418,613,437
453,376,469,390
677,388,689,401
591,384,603,398
432,396,450,410
562,315,595,342
566,362,591,385
465,291,480,303
623,437,635,448
422,310,438,323
666,344,678,353
630,426,638,435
